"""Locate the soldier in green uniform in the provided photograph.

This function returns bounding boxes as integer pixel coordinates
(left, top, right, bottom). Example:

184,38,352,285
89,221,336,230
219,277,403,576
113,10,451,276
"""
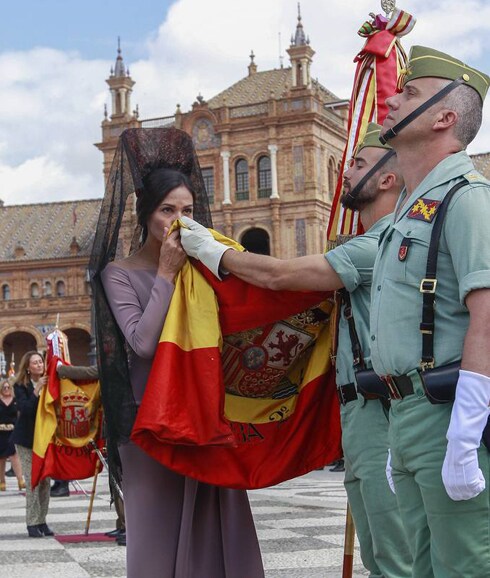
369,46,490,577
179,123,412,577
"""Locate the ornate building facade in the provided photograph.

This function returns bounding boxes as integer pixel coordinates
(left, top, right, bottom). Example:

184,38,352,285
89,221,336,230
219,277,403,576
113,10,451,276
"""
6,11,488,371
96,12,348,258
0,200,101,368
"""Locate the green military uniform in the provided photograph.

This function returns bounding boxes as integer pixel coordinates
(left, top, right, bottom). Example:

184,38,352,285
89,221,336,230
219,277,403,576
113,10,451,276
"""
327,215,411,578
324,124,411,577
370,47,490,578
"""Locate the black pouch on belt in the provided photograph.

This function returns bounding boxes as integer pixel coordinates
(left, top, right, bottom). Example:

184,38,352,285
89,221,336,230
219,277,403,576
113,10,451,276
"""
419,361,460,404
421,361,490,451
355,369,390,401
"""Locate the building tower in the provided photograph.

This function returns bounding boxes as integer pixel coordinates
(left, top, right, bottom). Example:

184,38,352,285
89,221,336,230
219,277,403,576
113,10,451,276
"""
286,3,315,89
95,39,140,185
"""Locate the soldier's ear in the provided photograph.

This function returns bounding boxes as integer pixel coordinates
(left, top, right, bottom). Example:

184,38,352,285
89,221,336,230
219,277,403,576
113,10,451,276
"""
433,108,458,132
378,172,396,190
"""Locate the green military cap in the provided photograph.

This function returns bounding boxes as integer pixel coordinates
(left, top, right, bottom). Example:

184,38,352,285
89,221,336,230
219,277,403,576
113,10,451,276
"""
398,45,490,103
354,122,393,156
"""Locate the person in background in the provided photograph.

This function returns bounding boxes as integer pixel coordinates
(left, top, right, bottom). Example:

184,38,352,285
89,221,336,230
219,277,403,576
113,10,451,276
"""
0,378,25,491
11,351,54,538
55,363,126,545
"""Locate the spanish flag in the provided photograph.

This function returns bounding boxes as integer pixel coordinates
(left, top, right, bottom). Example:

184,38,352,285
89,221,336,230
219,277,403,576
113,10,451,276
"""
31,357,103,488
131,232,342,489
327,7,415,244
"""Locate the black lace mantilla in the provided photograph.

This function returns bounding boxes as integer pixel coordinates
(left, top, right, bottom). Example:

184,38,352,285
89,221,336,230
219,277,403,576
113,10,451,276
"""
89,127,213,486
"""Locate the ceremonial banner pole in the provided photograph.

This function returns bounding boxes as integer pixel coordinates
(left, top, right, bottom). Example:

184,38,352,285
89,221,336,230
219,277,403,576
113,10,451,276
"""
84,458,102,535
89,439,124,500
342,503,355,578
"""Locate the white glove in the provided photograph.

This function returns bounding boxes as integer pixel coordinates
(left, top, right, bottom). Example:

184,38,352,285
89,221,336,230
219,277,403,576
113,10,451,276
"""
179,216,231,280
386,449,396,494
442,369,490,501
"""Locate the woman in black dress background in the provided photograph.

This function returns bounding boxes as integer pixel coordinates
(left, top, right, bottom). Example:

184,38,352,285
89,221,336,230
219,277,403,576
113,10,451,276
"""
0,378,25,491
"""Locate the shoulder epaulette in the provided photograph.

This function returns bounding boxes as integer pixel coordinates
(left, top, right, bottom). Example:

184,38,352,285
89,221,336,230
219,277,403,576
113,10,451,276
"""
463,170,490,185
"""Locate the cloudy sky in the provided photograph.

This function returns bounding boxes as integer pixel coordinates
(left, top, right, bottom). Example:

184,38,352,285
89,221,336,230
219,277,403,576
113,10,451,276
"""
1,0,490,205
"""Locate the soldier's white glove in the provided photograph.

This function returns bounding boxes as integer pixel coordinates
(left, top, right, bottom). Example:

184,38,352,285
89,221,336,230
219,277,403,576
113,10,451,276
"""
386,449,396,494
180,216,231,280
442,369,490,501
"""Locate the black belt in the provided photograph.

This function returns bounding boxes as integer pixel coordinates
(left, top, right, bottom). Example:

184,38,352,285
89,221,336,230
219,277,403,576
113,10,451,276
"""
337,382,380,405
380,374,415,400
337,383,358,405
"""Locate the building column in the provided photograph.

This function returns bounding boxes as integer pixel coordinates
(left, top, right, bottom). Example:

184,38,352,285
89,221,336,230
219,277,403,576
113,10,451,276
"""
302,59,308,86
268,144,279,199
223,205,233,238
221,151,231,205
110,89,117,115
119,88,127,113
271,198,281,257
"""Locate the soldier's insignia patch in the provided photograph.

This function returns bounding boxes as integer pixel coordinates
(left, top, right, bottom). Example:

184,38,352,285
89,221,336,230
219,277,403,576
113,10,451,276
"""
407,198,441,222
398,237,412,261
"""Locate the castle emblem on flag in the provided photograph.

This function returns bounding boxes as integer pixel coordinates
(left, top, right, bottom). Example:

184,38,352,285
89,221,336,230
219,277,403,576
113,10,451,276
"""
407,198,441,222
57,389,92,438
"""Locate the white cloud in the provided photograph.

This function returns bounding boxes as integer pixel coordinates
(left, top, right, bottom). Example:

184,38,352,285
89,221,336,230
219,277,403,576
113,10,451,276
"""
0,156,97,204
1,0,490,204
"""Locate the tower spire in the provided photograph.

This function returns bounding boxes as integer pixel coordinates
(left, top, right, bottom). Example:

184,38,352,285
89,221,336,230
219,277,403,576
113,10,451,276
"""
113,36,127,77
293,2,307,46
287,5,315,89
248,50,257,76
96,39,140,185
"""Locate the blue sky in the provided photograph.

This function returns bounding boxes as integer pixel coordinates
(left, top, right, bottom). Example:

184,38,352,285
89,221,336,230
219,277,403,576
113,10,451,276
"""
2,0,490,205
0,1,173,60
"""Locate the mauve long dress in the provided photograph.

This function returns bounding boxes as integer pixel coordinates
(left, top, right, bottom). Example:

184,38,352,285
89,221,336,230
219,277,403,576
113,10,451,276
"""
101,262,264,578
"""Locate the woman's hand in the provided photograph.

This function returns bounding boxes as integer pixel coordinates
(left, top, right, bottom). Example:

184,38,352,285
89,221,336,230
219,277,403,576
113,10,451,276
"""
157,227,187,282
34,375,48,396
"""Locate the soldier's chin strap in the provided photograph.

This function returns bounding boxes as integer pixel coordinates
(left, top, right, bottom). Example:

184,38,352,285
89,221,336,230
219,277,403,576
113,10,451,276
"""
379,77,465,144
343,149,396,205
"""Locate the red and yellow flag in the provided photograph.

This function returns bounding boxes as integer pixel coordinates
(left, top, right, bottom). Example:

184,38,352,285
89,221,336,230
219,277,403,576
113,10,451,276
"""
131,232,342,489
327,7,415,244
32,356,103,488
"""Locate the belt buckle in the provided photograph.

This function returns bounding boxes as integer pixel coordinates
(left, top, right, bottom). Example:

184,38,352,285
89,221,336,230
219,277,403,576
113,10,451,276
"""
419,278,437,293
381,375,401,400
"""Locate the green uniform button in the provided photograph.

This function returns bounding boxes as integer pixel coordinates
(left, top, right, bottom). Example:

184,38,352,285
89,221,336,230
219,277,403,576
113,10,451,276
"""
371,335,376,341
377,285,381,291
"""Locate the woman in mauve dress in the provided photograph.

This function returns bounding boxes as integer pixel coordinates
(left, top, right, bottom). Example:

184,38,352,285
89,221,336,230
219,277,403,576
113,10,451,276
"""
94,128,264,578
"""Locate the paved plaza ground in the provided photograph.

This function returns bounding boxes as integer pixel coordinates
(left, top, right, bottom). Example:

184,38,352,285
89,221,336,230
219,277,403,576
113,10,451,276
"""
0,467,368,577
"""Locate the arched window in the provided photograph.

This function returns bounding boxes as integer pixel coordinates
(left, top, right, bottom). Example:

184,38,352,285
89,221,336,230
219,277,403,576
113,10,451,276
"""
31,283,40,299
56,280,66,297
257,156,272,198
2,284,10,301
240,228,270,255
235,159,249,201
44,281,52,297
328,157,337,200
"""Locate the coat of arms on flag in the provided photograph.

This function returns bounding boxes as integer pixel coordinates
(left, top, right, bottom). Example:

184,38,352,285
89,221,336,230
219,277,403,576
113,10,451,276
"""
131,230,342,489
31,327,104,488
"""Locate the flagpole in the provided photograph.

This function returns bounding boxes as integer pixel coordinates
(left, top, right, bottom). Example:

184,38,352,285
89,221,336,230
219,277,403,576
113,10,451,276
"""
342,503,355,578
84,458,102,535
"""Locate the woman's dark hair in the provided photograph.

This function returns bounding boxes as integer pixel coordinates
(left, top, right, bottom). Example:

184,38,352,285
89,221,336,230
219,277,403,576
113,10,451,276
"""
136,167,195,243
